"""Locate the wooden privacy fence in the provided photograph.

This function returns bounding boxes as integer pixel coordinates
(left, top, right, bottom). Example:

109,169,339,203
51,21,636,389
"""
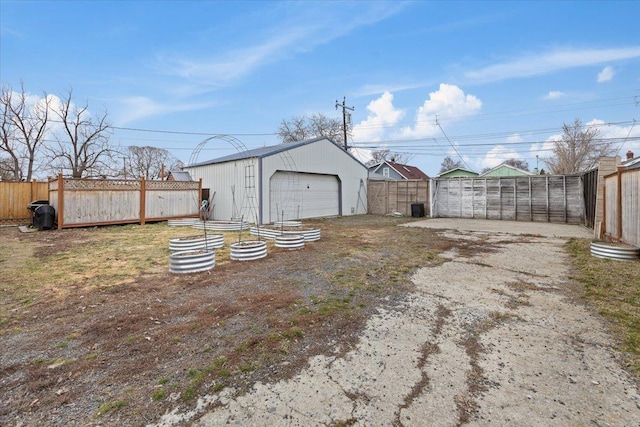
430,175,584,224
367,179,430,216
602,168,640,247
0,180,49,223
49,174,201,229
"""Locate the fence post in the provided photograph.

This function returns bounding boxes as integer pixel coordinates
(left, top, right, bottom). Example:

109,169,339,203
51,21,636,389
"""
617,167,623,240
140,177,146,225
57,174,64,230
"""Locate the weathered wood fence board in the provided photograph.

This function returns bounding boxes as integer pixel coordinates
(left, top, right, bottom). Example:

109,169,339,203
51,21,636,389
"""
430,175,584,224
48,175,201,229
0,180,49,223
367,180,430,216
603,168,640,247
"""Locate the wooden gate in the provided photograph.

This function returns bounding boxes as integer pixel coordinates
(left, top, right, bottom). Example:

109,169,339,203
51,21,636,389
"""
582,168,598,228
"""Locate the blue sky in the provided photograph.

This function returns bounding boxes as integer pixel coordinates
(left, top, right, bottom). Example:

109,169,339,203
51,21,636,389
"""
2,0,639,176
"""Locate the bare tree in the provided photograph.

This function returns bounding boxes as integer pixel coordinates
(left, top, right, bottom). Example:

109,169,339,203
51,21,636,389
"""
278,113,345,145
367,149,409,166
439,156,464,174
48,89,114,178
0,157,17,180
544,118,617,174
125,146,181,179
0,82,51,181
504,158,529,171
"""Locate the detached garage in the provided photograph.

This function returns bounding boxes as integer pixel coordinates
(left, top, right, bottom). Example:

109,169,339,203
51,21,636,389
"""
184,137,369,224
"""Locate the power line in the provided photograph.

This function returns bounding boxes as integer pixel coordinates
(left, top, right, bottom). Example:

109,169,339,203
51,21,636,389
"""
436,115,472,170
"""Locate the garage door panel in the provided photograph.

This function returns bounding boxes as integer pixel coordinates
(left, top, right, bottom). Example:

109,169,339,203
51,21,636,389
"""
270,172,339,222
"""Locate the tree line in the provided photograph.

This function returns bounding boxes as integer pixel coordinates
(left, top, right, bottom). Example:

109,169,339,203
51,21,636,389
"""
4,81,618,181
0,83,181,181
278,114,618,175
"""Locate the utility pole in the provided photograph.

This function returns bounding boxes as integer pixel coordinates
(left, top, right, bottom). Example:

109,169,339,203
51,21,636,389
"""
335,97,354,150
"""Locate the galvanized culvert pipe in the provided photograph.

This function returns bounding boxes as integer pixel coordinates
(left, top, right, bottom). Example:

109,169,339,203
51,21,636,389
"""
169,234,225,252
590,241,640,261
250,226,321,242
274,234,305,250
230,241,267,261
272,220,302,227
169,250,215,273
193,220,250,231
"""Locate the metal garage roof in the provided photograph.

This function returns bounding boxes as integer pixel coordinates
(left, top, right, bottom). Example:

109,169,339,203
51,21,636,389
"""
188,137,363,168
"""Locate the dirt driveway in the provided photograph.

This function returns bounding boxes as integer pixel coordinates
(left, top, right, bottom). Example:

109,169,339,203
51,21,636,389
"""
155,220,640,426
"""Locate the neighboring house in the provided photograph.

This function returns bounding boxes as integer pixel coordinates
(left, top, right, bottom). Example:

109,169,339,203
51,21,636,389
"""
368,160,429,180
436,168,479,179
166,170,193,181
480,162,533,177
621,150,640,170
184,137,369,224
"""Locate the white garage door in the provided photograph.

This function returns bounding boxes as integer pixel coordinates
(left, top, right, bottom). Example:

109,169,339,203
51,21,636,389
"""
269,171,339,222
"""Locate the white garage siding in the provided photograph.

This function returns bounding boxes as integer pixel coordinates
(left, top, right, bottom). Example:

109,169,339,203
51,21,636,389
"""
186,138,368,224
186,158,260,222
269,171,339,222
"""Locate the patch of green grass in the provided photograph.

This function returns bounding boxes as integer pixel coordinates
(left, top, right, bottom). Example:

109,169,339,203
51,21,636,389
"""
158,376,169,385
182,386,196,402
85,353,98,361
96,400,126,417
152,388,166,401
57,341,68,349
239,361,255,372
282,326,303,339
567,238,640,377
317,295,353,316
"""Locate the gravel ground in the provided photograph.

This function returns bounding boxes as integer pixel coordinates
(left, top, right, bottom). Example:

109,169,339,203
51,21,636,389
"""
153,221,640,426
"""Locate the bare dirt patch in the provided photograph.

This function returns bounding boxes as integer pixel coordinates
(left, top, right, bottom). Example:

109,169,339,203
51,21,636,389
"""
0,216,449,426
2,217,638,426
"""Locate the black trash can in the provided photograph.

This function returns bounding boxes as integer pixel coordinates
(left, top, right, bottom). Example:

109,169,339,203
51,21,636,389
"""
33,205,56,230
411,203,425,218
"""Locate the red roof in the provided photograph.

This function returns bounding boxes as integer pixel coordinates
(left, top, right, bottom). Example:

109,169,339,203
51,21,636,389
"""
387,161,429,180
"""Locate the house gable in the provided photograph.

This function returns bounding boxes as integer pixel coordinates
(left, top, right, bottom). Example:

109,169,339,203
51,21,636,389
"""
368,160,429,180
437,168,479,178
480,163,532,177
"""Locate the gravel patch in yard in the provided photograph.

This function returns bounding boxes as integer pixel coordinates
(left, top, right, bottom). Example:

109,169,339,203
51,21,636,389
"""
154,225,639,426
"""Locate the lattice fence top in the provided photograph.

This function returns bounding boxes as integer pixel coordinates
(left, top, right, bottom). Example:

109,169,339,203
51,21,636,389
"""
62,179,140,190
147,180,199,190
57,178,199,191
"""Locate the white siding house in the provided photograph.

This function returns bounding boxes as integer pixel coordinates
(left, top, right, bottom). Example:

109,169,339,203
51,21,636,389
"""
184,138,368,224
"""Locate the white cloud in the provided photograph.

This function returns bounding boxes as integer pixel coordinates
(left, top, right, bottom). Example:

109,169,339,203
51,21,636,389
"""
156,2,407,88
353,82,427,97
465,46,640,83
544,91,565,100
589,119,640,157
399,84,482,138
351,91,405,142
506,133,524,144
597,66,615,83
113,96,217,125
480,145,521,170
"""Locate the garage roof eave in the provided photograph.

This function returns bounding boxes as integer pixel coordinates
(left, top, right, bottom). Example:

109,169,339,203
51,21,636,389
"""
186,137,367,170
